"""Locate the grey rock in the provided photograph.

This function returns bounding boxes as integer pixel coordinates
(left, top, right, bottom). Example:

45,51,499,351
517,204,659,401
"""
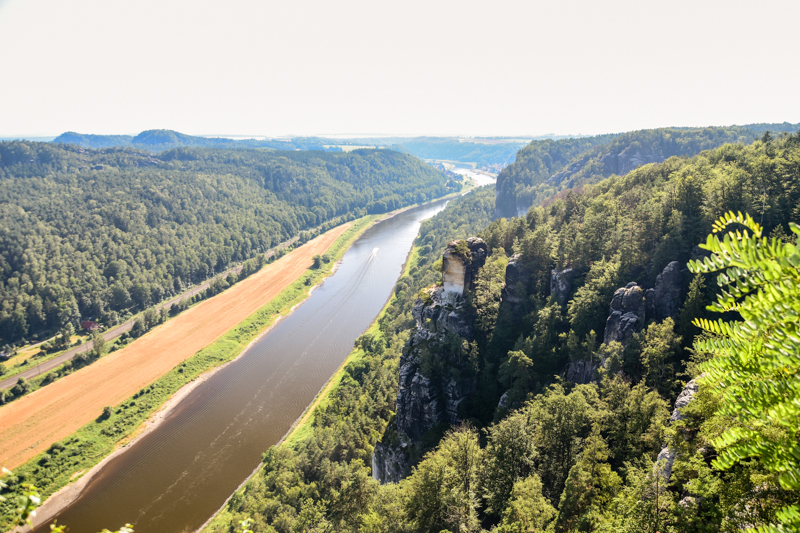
546,157,590,186
372,436,410,484
384,240,486,478
394,342,477,441
444,377,476,424
646,261,682,321
497,391,510,411
395,353,443,440
566,358,597,384
413,286,473,340
670,379,699,422
550,267,577,306
604,282,646,344
616,147,666,175
678,495,704,509
655,445,676,484
600,151,618,175
655,379,702,485
504,254,529,305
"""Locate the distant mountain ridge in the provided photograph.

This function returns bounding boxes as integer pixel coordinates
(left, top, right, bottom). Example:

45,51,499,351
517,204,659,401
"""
495,122,800,218
53,130,334,152
51,131,558,170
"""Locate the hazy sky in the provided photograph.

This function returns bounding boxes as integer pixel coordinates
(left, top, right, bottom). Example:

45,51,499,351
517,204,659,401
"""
1,0,798,137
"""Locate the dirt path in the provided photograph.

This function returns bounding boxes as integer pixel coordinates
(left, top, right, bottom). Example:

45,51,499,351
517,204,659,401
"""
0,224,350,470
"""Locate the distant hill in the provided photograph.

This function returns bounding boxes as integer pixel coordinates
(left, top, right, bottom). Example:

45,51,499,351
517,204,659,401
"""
54,132,135,148
52,131,562,170
0,141,456,344
52,130,335,152
495,122,800,218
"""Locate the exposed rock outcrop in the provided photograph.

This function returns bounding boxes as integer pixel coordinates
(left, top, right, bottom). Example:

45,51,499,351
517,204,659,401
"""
604,282,646,344
372,437,410,483
412,286,473,340
568,280,647,384
566,358,596,385
442,237,488,297
550,267,577,306
602,147,667,176
504,254,529,306
374,239,485,483
546,156,590,187
646,261,682,321
656,379,700,483
670,378,699,422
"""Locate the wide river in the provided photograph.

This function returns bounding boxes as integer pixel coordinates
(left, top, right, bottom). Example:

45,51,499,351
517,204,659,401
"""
35,199,449,533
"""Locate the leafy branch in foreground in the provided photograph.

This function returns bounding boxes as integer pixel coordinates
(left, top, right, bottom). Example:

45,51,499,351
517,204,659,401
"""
689,211,800,533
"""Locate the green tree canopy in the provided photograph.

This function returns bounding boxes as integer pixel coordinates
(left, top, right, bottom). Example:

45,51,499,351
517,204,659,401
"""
690,211,800,533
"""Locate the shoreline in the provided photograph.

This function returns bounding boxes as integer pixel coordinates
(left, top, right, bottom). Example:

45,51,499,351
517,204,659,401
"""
22,213,379,531
27,301,296,531
22,195,454,532
195,196,454,533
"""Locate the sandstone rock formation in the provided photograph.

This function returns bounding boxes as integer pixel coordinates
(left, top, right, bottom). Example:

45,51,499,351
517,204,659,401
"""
372,438,410,483
656,379,700,483
601,147,666,176
669,378,699,422
550,267,577,306
504,254,529,306
442,237,488,297
604,282,646,344
546,156,590,187
566,358,596,385
412,286,473,341
646,261,682,321
374,239,486,483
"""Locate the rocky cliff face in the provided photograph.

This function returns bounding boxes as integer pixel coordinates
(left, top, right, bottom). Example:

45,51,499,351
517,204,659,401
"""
604,282,647,344
567,261,684,384
550,267,577,306
504,254,529,306
442,237,488,297
646,261,682,321
656,378,700,483
373,239,487,483
601,146,667,176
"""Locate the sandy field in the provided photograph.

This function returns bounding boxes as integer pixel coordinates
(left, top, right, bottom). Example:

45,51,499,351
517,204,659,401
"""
0,224,349,470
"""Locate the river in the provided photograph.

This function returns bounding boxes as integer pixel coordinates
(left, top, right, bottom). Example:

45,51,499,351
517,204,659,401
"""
33,199,449,533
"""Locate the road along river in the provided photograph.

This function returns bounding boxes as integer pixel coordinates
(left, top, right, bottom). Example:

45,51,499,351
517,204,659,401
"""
32,198,449,533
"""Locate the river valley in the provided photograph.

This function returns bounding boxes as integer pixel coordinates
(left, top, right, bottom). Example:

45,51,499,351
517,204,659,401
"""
31,199,449,533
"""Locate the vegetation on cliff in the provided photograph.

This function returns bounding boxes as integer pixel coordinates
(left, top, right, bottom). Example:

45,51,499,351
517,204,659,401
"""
495,123,800,219
206,132,799,532
204,187,497,533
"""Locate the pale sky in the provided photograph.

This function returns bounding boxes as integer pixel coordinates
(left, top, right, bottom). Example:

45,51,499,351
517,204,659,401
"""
0,0,798,138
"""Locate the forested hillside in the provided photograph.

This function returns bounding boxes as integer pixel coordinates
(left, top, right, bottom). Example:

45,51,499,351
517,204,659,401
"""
386,138,529,169
52,130,335,152
495,123,800,218
0,142,455,344
209,133,799,532
206,186,498,533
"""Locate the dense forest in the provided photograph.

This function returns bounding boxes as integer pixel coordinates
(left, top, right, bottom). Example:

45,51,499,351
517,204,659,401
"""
0,142,456,344
495,123,800,218
208,132,799,532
